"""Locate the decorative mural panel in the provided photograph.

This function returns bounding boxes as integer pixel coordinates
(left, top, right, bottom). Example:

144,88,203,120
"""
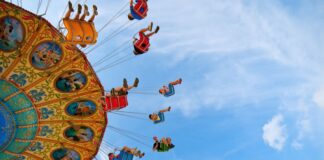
55,70,87,93
0,16,25,52
66,100,97,116
0,80,38,154
0,1,106,159
30,41,63,70
64,125,95,142
51,148,81,160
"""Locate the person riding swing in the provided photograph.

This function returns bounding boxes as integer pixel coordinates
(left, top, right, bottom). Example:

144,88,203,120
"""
63,1,98,47
128,0,148,20
133,22,159,55
108,146,145,160
64,1,98,22
159,78,182,97
109,78,139,97
153,136,175,152
149,106,171,124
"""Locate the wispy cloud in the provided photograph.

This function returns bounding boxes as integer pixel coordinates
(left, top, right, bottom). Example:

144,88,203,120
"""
292,118,311,150
263,114,287,151
313,86,324,109
150,0,324,116
154,0,324,69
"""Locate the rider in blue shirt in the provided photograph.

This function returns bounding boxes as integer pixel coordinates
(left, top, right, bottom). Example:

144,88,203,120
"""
128,0,148,20
149,106,171,124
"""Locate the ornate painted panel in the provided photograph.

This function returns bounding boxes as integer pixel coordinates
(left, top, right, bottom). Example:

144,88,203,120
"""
0,16,25,52
52,148,81,160
0,1,107,159
30,41,63,70
66,100,97,117
55,70,87,93
64,125,94,142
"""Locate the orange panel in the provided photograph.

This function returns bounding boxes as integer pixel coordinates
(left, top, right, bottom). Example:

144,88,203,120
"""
80,22,97,44
63,19,84,43
63,19,98,45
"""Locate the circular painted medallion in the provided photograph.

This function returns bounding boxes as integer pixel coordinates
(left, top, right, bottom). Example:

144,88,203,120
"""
66,100,97,117
55,70,87,92
0,16,24,52
52,148,81,160
64,125,94,142
31,41,63,69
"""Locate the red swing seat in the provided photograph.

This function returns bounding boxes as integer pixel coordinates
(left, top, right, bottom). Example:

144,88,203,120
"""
103,95,128,112
133,0,148,19
134,32,150,54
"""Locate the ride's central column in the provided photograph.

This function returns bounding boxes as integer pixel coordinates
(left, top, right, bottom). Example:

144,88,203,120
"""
0,102,15,151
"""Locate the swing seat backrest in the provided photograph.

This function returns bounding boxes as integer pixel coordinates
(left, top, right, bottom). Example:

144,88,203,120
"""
154,112,165,124
103,95,128,112
164,84,175,97
133,0,148,18
63,19,98,45
134,35,150,53
118,151,134,160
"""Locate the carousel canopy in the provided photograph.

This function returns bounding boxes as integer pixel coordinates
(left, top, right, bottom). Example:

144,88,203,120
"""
0,1,107,159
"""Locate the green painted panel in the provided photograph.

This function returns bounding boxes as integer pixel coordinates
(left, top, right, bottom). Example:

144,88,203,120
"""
0,152,18,160
6,93,33,112
0,80,19,99
14,110,38,125
5,141,31,154
15,126,38,140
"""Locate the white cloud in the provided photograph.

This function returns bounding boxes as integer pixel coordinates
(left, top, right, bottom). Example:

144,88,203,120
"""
262,114,287,151
292,118,311,150
171,59,266,116
291,141,303,150
313,86,324,109
149,0,324,118
153,0,324,71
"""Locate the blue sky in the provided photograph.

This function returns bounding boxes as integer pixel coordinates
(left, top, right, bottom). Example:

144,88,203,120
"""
19,0,324,159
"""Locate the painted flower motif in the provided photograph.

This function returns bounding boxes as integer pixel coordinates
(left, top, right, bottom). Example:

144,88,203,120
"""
39,126,53,136
9,73,27,87
28,142,43,152
28,89,46,102
40,108,54,119
13,9,20,16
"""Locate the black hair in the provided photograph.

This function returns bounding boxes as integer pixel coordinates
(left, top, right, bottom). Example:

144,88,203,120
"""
153,141,159,149
149,114,153,119
133,47,144,55
133,50,138,55
128,14,134,20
